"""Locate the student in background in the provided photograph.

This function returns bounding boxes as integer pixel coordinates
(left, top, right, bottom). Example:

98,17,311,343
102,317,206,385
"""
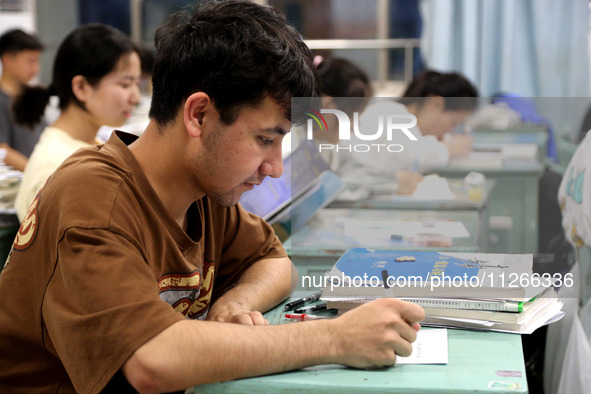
96,42,154,142
304,56,372,168
298,57,424,196
0,2,424,392
356,70,478,175
290,56,393,198
14,24,141,220
0,29,44,171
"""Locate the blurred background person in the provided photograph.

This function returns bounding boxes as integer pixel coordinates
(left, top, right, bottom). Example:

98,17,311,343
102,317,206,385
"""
14,24,141,220
292,56,429,197
0,29,44,171
306,56,372,167
96,42,154,142
354,70,478,176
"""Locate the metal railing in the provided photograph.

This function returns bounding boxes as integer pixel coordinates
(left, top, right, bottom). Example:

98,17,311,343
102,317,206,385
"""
304,38,421,87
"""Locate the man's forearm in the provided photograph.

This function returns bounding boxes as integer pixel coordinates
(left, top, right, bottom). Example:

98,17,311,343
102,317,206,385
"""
124,317,336,392
123,298,425,393
215,256,297,314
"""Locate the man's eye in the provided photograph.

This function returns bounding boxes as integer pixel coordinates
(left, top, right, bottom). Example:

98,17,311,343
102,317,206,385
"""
260,137,274,145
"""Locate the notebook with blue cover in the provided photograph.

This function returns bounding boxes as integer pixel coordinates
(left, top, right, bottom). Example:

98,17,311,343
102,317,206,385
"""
324,248,546,299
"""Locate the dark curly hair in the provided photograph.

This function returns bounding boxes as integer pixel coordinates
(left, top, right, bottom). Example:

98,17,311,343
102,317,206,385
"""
149,0,320,128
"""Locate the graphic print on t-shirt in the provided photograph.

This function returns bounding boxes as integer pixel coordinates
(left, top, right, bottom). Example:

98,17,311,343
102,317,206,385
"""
187,260,215,319
157,259,215,319
14,183,46,251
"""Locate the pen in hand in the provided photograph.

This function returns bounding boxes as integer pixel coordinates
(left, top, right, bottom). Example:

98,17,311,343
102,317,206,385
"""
383,269,421,332
284,291,322,311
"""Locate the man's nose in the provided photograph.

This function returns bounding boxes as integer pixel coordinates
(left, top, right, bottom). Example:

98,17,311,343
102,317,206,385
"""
260,145,284,178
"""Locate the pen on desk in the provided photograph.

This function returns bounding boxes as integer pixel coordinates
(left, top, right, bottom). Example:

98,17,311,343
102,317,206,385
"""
285,313,331,321
284,291,322,311
294,302,328,314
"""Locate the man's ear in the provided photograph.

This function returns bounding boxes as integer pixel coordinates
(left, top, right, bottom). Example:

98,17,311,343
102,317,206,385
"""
1,53,14,69
71,75,89,103
184,92,211,138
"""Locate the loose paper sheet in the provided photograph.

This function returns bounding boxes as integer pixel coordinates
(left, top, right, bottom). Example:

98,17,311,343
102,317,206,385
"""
395,328,448,364
341,219,470,239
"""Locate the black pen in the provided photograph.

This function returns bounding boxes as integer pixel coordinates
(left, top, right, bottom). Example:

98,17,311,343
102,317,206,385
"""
284,291,322,311
294,302,327,314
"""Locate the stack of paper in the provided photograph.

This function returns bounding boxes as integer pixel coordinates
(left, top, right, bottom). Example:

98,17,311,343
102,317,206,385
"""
321,248,564,334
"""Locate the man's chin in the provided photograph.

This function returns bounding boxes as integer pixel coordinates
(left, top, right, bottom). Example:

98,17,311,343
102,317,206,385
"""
207,191,243,208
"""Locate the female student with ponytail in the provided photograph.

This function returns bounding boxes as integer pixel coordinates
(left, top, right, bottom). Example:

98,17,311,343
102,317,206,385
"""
356,70,478,175
14,24,141,220
294,57,427,196
304,56,372,168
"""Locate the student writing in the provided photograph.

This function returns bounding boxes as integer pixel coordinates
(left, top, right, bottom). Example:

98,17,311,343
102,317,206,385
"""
0,2,424,393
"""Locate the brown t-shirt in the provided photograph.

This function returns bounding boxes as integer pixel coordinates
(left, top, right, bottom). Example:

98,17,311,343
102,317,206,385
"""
0,132,286,393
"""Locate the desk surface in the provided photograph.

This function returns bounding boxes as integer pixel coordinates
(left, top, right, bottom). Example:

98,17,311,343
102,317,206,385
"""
441,128,546,176
195,298,528,393
471,127,548,164
286,208,481,258
329,179,495,212
441,157,544,177
437,154,542,254
472,128,548,144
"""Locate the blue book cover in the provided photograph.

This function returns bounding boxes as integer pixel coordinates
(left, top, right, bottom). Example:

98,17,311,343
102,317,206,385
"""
273,171,343,232
325,248,541,299
239,140,330,220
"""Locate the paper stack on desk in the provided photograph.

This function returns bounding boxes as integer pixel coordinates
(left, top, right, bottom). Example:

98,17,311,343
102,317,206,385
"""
339,218,469,248
321,248,564,334
0,167,22,216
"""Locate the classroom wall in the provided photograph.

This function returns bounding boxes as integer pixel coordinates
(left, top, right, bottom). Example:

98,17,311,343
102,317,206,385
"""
35,0,78,84
0,9,35,34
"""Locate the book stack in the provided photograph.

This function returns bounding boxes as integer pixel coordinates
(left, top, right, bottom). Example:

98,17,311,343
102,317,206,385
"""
321,248,564,334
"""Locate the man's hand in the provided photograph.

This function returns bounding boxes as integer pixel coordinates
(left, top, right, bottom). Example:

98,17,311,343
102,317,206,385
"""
329,298,425,368
395,170,423,195
204,257,294,326
206,300,269,325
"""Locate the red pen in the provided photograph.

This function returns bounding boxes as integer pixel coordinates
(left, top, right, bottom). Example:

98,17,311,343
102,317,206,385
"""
284,313,331,321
